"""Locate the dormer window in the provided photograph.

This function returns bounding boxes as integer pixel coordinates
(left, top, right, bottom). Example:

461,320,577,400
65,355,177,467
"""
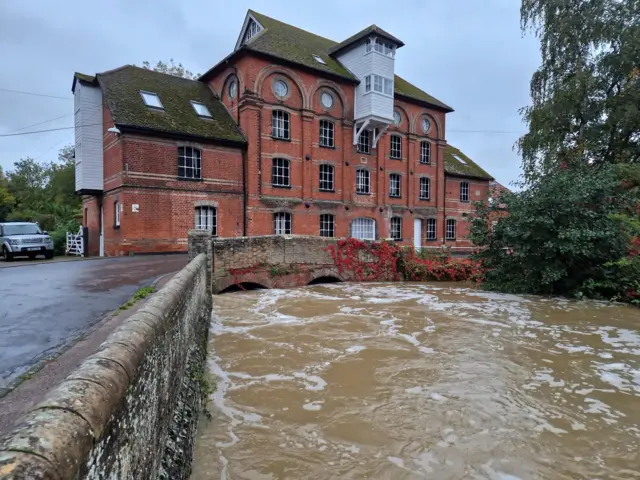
370,38,395,57
191,101,212,118
140,91,163,109
245,19,261,42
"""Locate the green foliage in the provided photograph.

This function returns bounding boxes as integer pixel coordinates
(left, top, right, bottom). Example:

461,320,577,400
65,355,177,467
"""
3,145,81,235
141,59,200,80
118,285,156,311
50,218,81,255
470,165,640,301
519,0,640,180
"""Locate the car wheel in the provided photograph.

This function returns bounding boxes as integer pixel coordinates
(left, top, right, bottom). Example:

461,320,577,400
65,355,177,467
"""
44,251,54,260
3,246,13,262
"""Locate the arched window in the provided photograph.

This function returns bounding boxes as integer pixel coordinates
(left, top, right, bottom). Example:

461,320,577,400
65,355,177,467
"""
178,146,201,179
350,218,376,240
272,110,290,139
195,206,217,236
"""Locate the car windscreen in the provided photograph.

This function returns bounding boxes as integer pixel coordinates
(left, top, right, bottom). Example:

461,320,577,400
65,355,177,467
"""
3,224,42,235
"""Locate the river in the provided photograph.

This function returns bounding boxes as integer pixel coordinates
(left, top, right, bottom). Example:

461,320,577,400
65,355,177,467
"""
191,283,640,479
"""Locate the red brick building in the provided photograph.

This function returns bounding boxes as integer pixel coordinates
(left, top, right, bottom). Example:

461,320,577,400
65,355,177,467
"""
73,10,495,257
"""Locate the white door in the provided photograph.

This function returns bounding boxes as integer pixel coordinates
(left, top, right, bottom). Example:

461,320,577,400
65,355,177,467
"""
99,205,104,257
413,218,422,251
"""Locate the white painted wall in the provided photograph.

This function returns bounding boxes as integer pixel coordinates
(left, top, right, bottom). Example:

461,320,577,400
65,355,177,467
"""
74,82,104,192
336,40,396,122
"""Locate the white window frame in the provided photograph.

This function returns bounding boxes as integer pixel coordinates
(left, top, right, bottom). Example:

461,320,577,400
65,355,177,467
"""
460,181,470,202
390,135,402,159
140,91,163,109
271,158,290,187
373,75,383,93
420,141,431,164
191,101,212,118
274,212,292,235
358,129,371,154
178,146,202,179
272,110,290,139
319,120,334,147
319,214,335,237
365,75,371,92
426,218,436,240
383,77,393,95
114,200,120,228
446,218,456,240
419,177,430,200
389,173,401,198
390,217,402,241
319,164,334,191
356,169,370,194
194,206,217,236
245,19,261,42
351,217,376,241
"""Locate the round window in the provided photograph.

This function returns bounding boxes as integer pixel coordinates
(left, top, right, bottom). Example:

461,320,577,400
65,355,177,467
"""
393,110,401,125
321,92,333,109
273,80,288,98
228,79,237,99
421,117,431,133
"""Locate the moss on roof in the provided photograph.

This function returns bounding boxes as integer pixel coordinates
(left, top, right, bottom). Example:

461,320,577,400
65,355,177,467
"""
74,72,96,84
444,145,494,180
244,10,450,111
247,10,357,81
97,66,245,145
329,25,404,55
394,75,453,112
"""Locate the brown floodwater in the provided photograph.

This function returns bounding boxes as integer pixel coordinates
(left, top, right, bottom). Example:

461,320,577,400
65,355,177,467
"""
191,283,640,480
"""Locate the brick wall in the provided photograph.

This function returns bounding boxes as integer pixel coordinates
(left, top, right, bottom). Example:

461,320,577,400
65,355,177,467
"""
445,176,490,248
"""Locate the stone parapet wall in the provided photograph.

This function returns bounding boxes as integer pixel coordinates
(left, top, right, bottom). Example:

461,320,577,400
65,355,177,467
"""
0,254,212,479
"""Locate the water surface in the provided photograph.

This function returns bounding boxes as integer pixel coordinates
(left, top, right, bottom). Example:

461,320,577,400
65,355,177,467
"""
192,283,640,479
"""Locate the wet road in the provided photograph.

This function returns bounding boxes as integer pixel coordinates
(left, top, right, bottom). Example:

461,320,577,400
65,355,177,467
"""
0,254,187,391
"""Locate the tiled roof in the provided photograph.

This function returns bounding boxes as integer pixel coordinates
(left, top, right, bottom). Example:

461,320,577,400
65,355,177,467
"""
84,66,246,145
201,10,451,112
444,145,494,180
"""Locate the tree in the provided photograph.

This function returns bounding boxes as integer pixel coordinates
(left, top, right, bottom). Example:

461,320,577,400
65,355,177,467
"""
519,0,640,180
0,166,15,222
142,59,200,80
469,164,639,301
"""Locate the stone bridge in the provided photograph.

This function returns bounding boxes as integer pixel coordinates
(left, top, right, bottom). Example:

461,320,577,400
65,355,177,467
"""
189,233,344,294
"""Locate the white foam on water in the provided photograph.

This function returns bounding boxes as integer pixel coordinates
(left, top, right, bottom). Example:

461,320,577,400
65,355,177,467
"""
303,400,324,411
346,345,366,353
405,386,423,394
387,456,405,468
431,392,447,401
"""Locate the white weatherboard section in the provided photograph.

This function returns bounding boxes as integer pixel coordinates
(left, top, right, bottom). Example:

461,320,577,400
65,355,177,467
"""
74,83,103,192
336,42,396,122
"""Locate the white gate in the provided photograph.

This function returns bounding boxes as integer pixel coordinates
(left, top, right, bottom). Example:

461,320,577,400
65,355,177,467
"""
66,228,84,257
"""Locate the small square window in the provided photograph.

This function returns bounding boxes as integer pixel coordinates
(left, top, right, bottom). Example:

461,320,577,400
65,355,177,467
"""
191,101,212,118
140,91,163,109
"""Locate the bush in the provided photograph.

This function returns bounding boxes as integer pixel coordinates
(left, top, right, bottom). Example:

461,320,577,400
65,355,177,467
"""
49,218,81,255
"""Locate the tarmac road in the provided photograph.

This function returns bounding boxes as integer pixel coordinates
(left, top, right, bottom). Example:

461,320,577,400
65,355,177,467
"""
0,254,188,392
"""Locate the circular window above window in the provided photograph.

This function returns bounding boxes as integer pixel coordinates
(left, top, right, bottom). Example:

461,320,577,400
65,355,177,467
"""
421,117,431,133
393,110,401,125
321,92,333,109
273,80,288,98
228,79,237,99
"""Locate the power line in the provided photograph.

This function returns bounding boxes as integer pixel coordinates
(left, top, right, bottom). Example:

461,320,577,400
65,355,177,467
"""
5,113,72,135
0,124,102,137
448,129,525,134
0,87,72,101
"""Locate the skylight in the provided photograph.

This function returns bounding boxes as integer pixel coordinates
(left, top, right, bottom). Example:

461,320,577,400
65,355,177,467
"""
453,154,467,165
140,91,163,109
313,55,326,65
191,101,212,118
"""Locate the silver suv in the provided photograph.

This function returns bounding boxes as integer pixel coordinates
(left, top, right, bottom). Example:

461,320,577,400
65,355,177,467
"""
0,222,54,261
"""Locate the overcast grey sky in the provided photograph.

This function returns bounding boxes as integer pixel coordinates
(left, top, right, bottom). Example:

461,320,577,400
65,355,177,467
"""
0,0,539,187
